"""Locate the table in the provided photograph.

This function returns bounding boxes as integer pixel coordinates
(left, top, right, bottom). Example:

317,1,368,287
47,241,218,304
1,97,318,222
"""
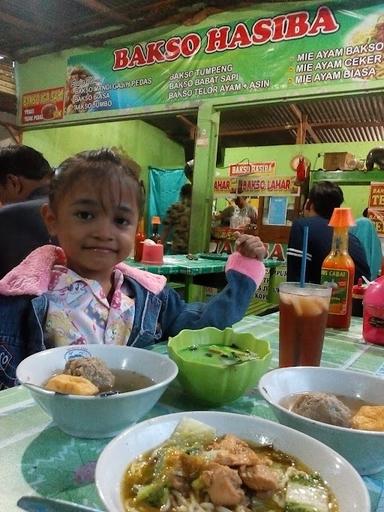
2,314,384,512
126,254,282,302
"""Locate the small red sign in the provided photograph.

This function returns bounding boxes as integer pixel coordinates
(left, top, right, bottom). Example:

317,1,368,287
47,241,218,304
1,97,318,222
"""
229,161,276,176
369,182,384,208
368,208,384,235
22,87,64,124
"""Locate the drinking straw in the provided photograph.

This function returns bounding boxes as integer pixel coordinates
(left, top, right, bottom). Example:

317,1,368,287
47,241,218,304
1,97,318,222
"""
300,225,309,287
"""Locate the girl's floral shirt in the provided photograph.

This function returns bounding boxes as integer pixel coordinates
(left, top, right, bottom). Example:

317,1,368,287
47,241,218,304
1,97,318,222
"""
45,265,135,347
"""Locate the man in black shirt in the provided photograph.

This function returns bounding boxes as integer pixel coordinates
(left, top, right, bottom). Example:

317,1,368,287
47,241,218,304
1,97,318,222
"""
0,145,52,278
287,181,371,284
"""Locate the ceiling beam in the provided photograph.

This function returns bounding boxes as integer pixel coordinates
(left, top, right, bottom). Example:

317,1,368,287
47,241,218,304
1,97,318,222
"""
0,122,21,143
0,10,52,35
176,115,196,139
305,121,321,143
290,103,321,143
312,121,384,129
73,0,135,24
220,124,298,136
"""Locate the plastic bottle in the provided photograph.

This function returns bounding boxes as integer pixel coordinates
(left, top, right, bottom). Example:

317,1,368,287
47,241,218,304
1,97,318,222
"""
321,208,355,330
352,278,366,317
363,276,384,345
134,218,145,262
150,216,162,244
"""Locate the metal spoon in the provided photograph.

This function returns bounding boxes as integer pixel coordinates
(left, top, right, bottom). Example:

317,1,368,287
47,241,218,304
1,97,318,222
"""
17,496,103,512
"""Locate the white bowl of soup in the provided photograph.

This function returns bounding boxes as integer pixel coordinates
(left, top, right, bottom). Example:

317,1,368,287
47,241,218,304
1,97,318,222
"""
16,344,178,438
95,411,369,512
259,366,384,475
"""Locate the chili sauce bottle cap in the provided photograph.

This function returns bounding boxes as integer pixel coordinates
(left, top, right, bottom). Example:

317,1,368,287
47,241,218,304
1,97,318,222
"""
328,207,355,228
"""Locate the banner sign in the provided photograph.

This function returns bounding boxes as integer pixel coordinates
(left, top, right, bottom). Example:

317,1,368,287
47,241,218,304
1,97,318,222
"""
61,1,384,116
368,208,384,235
229,161,276,176
213,176,299,196
369,182,384,208
213,178,238,195
237,176,300,196
22,87,64,124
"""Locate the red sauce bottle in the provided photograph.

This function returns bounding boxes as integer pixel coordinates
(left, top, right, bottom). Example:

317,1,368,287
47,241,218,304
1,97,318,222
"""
150,216,162,244
134,218,145,262
321,208,355,330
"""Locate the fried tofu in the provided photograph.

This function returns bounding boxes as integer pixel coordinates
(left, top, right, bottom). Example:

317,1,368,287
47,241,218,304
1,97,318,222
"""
45,374,99,395
351,406,384,431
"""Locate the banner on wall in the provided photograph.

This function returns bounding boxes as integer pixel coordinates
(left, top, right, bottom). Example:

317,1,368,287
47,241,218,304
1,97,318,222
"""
22,87,64,124
368,183,384,235
237,176,300,196
369,182,384,208
53,1,384,118
213,178,239,195
229,161,276,176
368,208,384,235
213,176,300,196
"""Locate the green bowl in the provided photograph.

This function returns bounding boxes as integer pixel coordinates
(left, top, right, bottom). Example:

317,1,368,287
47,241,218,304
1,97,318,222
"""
168,326,272,405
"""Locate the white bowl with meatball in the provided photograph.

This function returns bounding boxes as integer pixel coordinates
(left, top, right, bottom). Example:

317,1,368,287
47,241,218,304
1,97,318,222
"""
259,366,384,475
16,344,178,438
95,411,370,512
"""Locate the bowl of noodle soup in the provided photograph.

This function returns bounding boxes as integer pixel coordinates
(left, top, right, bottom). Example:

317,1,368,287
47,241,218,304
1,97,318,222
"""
95,411,369,512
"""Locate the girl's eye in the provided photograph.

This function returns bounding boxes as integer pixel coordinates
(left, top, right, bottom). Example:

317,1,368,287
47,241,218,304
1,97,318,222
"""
115,217,130,226
75,211,94,220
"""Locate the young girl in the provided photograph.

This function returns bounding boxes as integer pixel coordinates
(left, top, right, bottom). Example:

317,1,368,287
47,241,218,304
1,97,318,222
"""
0,149,266,389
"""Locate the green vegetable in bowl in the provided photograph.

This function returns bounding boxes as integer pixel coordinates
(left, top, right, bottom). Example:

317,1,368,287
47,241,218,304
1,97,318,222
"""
181,343,261,367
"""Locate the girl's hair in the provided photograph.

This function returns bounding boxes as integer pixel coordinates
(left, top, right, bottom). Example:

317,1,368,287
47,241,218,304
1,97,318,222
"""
49,148,143,214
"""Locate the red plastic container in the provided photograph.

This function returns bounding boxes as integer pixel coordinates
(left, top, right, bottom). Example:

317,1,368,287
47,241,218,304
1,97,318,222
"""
363,276,384,345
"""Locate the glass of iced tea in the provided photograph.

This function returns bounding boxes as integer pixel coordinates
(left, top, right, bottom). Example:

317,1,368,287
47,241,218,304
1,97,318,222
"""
279,282,332,367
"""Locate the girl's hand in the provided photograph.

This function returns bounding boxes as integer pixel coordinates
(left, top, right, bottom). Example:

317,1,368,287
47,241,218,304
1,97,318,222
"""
234,233,267,261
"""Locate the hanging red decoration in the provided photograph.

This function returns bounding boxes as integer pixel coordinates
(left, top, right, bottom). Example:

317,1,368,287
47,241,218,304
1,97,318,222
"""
295,157,307,182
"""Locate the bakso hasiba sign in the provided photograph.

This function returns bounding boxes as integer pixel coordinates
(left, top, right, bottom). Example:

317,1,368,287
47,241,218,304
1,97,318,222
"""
229,162,276,176
56,1,384,117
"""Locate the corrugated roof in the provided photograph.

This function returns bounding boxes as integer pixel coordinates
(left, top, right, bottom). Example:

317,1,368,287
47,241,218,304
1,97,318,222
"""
144,91,384,150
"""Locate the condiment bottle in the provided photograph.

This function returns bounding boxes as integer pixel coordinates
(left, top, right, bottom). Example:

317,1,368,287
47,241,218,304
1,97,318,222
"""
134,218,146,262
150,216,162,244
363,276,384,345
352,278,366,317
321,208,355,330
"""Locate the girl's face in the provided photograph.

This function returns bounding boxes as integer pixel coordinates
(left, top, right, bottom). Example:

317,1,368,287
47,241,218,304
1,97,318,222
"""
42,178,139,284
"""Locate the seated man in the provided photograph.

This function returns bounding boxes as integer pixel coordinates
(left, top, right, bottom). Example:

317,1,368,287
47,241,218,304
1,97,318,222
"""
219,196,258,226
287,181,370,284
0,145,52,278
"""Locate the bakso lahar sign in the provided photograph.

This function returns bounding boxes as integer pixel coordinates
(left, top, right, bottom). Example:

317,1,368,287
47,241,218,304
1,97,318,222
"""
61,1,384,116
214,176,299,196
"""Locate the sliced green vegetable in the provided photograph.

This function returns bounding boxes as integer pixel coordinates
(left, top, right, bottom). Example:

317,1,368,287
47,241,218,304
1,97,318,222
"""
135,481,169,507
285,473,329,512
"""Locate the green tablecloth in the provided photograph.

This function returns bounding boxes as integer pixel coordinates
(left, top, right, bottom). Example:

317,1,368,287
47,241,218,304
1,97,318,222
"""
1,314,384,511
126,254,282,275
126,255,283,302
